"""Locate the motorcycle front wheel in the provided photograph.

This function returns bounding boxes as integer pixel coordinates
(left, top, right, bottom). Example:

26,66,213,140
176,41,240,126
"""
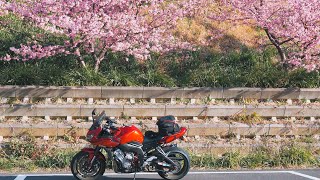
158,147,190,180
71,151,106,180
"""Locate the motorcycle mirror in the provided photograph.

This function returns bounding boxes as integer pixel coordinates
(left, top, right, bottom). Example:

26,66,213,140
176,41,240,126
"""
92,108,97,116
92,109,97,122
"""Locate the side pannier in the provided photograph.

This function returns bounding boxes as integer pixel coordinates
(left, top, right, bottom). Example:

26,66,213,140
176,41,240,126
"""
157,115,180,136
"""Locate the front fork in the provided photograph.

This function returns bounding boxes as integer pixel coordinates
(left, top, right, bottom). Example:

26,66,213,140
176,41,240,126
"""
89,147,101,167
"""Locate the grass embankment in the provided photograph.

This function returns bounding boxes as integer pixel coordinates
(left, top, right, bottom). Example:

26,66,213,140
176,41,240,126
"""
1,48,320,88
0,134,319,171
191,145,320,169
0,135,74,171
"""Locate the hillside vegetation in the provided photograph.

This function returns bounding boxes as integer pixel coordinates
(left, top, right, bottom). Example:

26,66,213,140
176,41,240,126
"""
0,14,319,87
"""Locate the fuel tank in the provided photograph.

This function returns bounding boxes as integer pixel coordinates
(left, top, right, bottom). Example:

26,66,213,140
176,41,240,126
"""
114,125,144,145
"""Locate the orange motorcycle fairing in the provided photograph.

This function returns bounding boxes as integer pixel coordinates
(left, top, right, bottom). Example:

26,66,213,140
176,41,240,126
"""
115,125,144,145
81,148,106,162
159,127,187,144
88,126,120,147
91,137,120,147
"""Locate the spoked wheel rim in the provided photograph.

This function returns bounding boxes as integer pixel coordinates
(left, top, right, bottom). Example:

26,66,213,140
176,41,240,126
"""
76,154,101,178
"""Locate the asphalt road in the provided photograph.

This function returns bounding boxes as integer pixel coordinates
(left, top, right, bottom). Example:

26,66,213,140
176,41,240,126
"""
1,170,320,180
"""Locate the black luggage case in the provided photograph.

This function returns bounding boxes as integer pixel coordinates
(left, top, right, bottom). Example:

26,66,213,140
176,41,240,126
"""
157,115,180,136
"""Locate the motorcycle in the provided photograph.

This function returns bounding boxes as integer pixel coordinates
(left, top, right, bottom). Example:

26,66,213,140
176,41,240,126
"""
71,109,190,180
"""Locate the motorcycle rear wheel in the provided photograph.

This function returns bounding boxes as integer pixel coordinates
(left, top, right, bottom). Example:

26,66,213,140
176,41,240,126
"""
71,151,106,180
158,147,190,180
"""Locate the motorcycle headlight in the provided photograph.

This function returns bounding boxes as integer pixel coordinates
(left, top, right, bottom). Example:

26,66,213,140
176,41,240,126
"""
86,134,94,142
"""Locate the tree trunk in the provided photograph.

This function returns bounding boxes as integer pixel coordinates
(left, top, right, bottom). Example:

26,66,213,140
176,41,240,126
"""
94,57,103,72
77,56,86,68
264,29,286,62
94,48,108,72
274,44,287,63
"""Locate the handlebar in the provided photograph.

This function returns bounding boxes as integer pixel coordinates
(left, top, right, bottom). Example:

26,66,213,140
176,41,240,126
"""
105,116,117,124
92,110,118,126
103,115,119,131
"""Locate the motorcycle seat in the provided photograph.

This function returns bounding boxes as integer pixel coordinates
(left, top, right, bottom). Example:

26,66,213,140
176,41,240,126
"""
143,131,163,142
142,131,163,150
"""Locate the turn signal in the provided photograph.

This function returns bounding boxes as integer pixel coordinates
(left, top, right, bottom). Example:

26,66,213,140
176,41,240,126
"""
86,134,94,142
180,136,188,142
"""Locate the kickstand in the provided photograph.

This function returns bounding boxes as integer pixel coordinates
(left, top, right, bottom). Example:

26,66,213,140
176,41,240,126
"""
133,171,137,180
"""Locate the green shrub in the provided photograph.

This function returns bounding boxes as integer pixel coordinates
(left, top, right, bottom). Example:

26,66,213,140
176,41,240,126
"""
239,146,273,168
63,68,109,86
3,135,37,159
1,47,319,88
35,150,75,168
216,152,241,168
189,145,320,169
0,158,14,170
190,153,217,168
278,145,318,167
13,159,37,171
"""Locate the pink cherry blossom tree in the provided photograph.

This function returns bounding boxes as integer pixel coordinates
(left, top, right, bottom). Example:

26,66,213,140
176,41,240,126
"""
210,0,320,71
0,0,204,71
0,1,7,16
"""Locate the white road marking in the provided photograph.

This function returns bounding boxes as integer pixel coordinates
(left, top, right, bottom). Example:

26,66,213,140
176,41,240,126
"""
8,170,320,180
289,171,320,180
14,175,27,180
11,171,292,176
187,171,291,174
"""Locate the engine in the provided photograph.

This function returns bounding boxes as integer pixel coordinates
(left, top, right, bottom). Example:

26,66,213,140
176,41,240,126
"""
113,149,135,173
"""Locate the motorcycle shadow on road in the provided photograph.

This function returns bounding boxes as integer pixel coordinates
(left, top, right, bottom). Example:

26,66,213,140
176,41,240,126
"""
102,177,162,180
26,177,162,180
103,178,162,180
